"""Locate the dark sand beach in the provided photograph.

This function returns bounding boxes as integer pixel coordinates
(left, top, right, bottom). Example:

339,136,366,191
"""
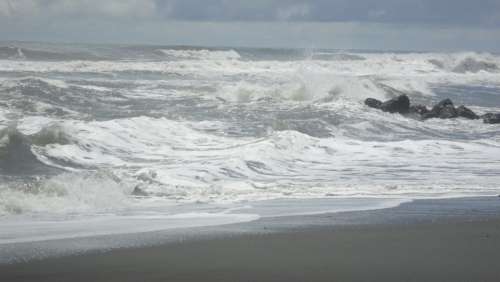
2,197,500,282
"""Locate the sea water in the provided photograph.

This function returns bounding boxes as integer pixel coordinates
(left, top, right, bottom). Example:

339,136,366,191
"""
1,42,500,251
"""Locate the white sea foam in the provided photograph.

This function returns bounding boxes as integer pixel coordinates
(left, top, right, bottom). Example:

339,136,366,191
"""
158,48,242,60
0,76,69,89
0,197,409,245
1,52,498,105
1,47,500,248
0,209,259,245
1,115,496,211
0,172,133,216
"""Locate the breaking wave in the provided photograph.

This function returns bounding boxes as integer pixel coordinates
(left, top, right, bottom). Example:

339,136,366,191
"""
1,110,499,217
0,171,132,216
1,42,500,221
157,48,242,60
0,123,70,175
428,52,499,73
0,46,101,61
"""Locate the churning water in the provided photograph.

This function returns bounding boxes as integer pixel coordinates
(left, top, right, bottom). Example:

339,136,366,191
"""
1,42,500,246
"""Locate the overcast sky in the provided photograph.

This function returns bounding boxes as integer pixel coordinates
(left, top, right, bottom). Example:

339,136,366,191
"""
1,0,500,51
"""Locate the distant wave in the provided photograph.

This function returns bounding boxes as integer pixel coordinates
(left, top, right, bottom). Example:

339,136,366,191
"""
428,52,499,73
0,46,101,61
156,48,242,60
452,57,498,73
311,52,366,61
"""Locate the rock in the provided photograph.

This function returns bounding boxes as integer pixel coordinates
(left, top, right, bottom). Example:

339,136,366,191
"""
423,99,458,119
482,113,500,124
364,98,383,109
380,95,410,114
436,98,453,108
362,96,484,123
132,185,149,196
456,105,479,120
437,105,458,119
409,105,429,116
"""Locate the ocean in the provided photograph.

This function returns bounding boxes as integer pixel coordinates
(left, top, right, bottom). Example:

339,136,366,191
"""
1,42,500,249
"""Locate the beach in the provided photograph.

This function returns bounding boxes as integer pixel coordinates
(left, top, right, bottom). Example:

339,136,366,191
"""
2,197,500,282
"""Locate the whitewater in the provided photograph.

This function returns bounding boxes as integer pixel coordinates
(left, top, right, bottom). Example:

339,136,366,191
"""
1,42,500,250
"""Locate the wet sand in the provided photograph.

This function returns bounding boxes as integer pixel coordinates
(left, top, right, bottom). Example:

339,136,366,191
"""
2,214,500,281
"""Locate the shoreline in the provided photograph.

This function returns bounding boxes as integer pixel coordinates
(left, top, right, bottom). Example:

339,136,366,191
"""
1,196,500,281
0,197,409,246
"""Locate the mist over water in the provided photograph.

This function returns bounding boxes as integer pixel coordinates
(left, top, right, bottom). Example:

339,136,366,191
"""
1,42,500,245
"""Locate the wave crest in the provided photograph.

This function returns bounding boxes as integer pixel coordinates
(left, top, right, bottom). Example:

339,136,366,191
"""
0,46,99,61
157,48,241,60
428,53,499,73
0,123,70,175
0,171,132,216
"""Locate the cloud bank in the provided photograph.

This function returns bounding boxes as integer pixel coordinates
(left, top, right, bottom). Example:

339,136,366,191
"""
2,0,499,25
1,0,499,51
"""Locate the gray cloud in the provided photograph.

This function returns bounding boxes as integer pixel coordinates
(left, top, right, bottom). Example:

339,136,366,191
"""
159,0,500,26
1,0,499,51
1,0,500,26
154,0,500,27
0,0,156,19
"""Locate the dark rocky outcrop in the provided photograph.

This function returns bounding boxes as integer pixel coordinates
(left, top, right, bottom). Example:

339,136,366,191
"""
422,99,458,119
482,113,500,124
456,106,480,120
364,98,382,109
409,105,429,116
380,95,410,114
364,95,498,124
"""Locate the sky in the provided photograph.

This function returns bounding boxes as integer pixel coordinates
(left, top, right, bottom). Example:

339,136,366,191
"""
1,0,500,51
